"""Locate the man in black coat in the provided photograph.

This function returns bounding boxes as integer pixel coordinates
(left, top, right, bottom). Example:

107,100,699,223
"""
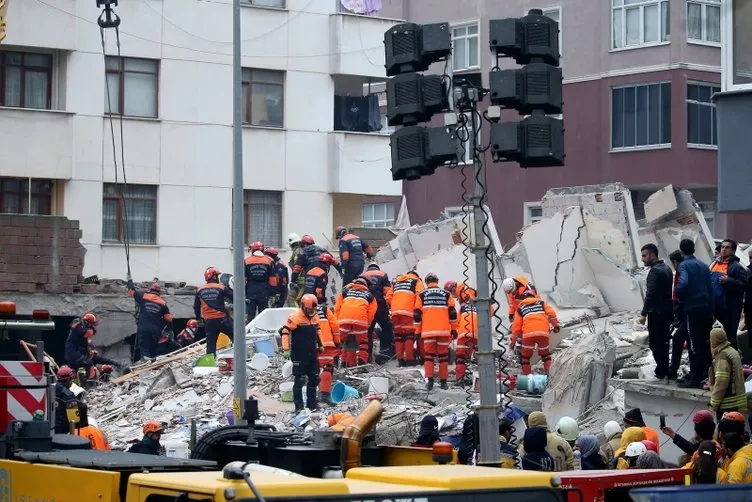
638,243,674,379
710,238,748,349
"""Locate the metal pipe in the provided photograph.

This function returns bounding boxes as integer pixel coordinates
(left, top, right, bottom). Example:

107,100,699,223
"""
340,399,383,474
231,0,248,425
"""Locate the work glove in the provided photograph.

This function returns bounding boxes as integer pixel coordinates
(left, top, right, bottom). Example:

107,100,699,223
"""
283,349,291,359
451,330,458,340
508,314,514,323
100,364,114,374
318,345,324,354
509,337,517,350
89,350,98,359
553,326,560,333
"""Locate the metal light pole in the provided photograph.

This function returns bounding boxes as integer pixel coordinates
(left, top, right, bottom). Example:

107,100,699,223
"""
231,0,247,424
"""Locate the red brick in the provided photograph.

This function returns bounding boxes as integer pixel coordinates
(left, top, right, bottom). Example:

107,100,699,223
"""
60,275,78,286
15,283,36,293
0,282,12,292
29,274,48,284
80,284,97,294
0,235,19,246
58,285,74,294
34,217,53,228
69,220,80,230
62,265,80,275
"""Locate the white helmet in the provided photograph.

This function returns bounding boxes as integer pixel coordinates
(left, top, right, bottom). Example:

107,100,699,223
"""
502,277,516,294
555,416,580,442
287,233,300,246
604,420,622,439
625,441,647,458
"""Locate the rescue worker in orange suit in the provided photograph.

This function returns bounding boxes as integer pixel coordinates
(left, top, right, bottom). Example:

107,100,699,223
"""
194,267,233,355
304,253,337,304
336,226,374,286
54,365,79,433
127,279,174,361
454,293,478,387
510,291,560,375
265,247,289,308
503,276,539,323
335,276,377,367
292,235,327,305
363,263,394,364
316,301,340,404
280,294,323,411
244,241,277,322
128,421,164,455
414,273,458,390
65,313,119,384
392,270,424,367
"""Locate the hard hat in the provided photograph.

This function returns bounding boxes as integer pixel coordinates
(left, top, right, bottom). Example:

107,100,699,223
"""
603,420,622,438
502,278,516,294
352,277,369,288
288,233,300,245
722,411,746,423
204,266,220,281
264,247,278,257
301,235,315,245
335,226,347,239
693,410,715,424
444,281,457,294
367,263,380,270
300,294,318,310
143,420,163,435
148,282,161,294
81,312,97,327
186,319,198,329
424,272,439,284
457,282,476,303
319,253,336,265
641,440,658,452
625,441,647,458
56,365,75,381
249,241,264,252
555,416,580,442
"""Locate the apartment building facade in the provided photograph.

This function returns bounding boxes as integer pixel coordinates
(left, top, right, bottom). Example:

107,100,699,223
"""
379,0,751,245
0,0,401,282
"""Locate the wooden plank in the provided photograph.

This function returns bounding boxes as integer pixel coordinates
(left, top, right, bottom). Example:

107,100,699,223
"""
111,341,206,384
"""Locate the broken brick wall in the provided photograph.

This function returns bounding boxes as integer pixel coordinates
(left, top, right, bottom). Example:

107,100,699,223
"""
0,215,85,293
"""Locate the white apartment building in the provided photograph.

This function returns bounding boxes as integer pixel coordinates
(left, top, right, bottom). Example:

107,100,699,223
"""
1,0,402,282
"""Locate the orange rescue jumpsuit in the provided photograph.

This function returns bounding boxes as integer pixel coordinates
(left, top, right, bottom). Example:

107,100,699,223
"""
507,276,539,321
335,281,377,367
414,281,458,381
391,271,424,365
316,303,339,395
454,302,478,381
511,296,559,375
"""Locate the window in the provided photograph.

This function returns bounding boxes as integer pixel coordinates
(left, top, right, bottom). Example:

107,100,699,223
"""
611,82,671,150
105,57,158,118
612,0,669,49
443,207,464,219
0,178,53,215
362,202,395,228
451,23,480,72
242,69,284,127
102,184,157,244
523,202,543,226
242,0,285,7
244,190,282,248
539,7,562,53
0,51,53,109
687,82,720,147
687,0,721,44
728,0,752,89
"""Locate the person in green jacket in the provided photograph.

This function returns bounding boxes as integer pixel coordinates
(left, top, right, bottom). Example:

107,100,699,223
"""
709,325,748,421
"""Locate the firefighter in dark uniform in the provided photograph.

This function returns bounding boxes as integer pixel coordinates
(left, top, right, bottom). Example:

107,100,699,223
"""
291,235,326,305
304,253,337,304
265,247,289,308
193,267,233,355
363,263,394,364
244,241,277,322
336,226,374,286
127,279,174,361
280,294,322,412
64,313,119,385
54,365,78,433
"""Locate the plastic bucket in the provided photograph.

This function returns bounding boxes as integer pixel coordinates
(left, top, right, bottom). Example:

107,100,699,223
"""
282,360,293,379
331,382,360,404
367,377,389,395
250,353,270,371
280,382,294,402
254,337,276,357
516,374,547,394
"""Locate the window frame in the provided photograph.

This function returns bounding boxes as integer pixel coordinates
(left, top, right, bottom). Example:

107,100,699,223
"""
450,22,481,73
241,0,286,8
362,202,395,229
686,0,721,46
241,68,285,128
610,81,672,152
523,202,544,226
721,0,752,92
529,6,562,55
0,177,53,215
611,0,670,51
102,183,158,245
243,190,283,248
104,56,159,118
686,81,721,149
0,51,54,110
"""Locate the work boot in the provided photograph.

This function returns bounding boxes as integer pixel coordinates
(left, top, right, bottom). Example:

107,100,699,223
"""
440,379,448,390
320,392,333,406
426,377,434,391
398,359,405,368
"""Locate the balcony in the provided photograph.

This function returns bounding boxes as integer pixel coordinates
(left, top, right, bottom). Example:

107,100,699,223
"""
0,107,74,179
5,0,76,50
329,131,400,196
329,1,402,78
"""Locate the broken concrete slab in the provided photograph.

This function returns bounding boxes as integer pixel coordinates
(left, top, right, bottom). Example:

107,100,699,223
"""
581,249,644,312
582,208,638,270
644,185,679,224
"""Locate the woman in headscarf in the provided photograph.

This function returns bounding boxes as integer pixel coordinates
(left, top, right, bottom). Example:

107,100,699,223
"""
611,426,647,469
636,451,663,469
576,434,607,470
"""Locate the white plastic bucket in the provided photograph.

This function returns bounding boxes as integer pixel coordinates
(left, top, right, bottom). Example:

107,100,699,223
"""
282,360,293,379
367,376,389,395
250,353,270,371
280,381,294,402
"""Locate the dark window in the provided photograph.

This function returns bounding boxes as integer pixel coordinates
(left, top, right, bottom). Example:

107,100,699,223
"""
105,57,159,118
242,0,285,7
687,82,721,146
0,178,53,215
242,69,284,127
0,51,53,109
612,82,671,149
102,183,157,244
244,190,282,247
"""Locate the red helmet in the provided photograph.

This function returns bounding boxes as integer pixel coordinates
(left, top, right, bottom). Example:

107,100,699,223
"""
204,267,220,282
335,226,347,239
424,272,438,284
56,365,75,382
81,312,97,328
249,241,264,253
149,282,161,294
722,411,746,423
641,440,658,452
300,294,318,310
319,253,336,265
143,420,163,435
186,319,198,329
301,235,315,245
693,410,715,424
444,281,457,294
264,247,278,257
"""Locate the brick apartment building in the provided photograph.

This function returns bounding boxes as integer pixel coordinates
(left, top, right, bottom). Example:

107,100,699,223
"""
379,0,752,246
